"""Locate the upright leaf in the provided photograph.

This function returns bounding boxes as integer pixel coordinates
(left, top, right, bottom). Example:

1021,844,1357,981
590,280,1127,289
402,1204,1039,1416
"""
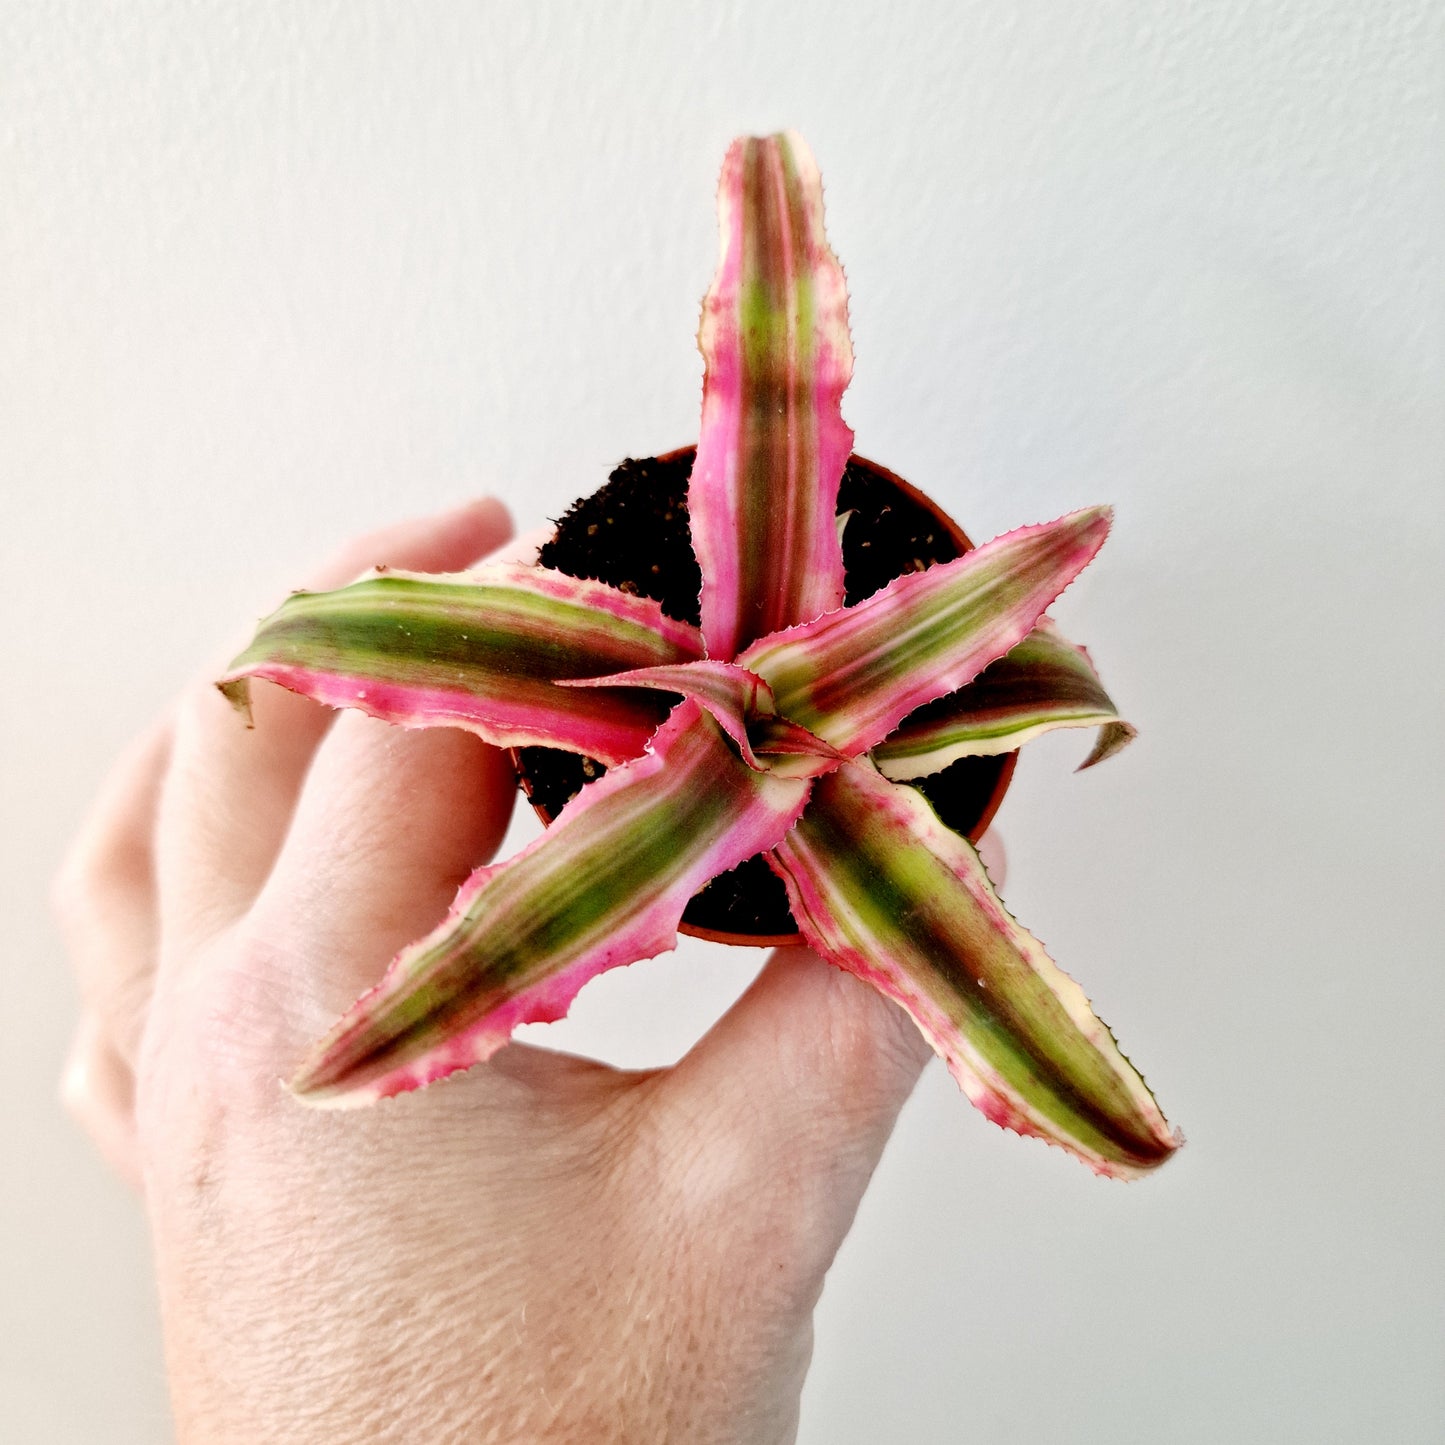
739,509,1112,758
872,622,1137,780
769,761,1178,1178
220,562,703,766
291,701,812,1106
689,131,853,661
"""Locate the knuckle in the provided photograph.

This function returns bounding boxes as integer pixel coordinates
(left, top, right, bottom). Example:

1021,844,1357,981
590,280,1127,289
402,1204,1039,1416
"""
51,829,150,928
48,857,83,926
51,872,108,956
58,1049,92,1122
171,678,225,754
159,929,301,1104
321,531,387,585
53,723,172,930
132,946,301,1201
49,837,103,922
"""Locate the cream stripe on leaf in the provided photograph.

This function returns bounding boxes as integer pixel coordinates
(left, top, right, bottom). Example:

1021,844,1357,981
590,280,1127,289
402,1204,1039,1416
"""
739,508,1113,759
768,761,1178,1178
219,562,704,766
291,702,811,1107
688,132,853,661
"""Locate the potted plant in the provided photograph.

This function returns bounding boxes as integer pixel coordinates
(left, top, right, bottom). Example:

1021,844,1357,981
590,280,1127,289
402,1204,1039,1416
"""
220,132,1178,1179
514,445,1020,947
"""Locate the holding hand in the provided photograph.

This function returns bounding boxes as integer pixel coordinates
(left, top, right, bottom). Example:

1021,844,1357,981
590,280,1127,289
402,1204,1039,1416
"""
55,498,992,1445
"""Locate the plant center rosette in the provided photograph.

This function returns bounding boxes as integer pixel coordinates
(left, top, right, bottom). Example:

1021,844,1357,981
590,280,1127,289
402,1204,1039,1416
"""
220,133,1178,1179
516,447,1018,945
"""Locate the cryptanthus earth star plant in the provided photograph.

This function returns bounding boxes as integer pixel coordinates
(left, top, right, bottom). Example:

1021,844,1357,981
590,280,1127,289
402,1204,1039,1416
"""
221,132,1179,1179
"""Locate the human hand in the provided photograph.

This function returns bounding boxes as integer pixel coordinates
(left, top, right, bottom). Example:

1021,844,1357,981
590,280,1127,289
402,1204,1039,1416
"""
55,497,1003,1444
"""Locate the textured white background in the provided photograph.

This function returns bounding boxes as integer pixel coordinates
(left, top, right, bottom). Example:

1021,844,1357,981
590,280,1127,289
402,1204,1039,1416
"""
4,2,1442,1441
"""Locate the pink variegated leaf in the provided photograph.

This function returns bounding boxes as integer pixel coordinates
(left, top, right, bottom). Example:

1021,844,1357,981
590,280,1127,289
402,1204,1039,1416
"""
290,701,811,1106
748,715,850,778
872,621,1137,780
219,562,702,766
560,659,845,775
689,131,853,661
560,660,777,769
769,761,1178,1178
738,508,1112,759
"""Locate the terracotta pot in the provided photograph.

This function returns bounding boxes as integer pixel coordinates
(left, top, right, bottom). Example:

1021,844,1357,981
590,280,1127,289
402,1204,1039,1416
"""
511,448,1017,948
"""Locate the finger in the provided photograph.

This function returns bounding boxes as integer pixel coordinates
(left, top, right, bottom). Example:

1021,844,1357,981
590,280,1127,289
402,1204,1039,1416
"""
223,524,551,1030
307,497,517,592
670,943,930,1196
60,1016,142,1192
157,497,514,949
484,523,551,569
52,717,171,1066
246,714,517,1041
663,829,1008,1255
977,827,1006,890
660,945,929,1294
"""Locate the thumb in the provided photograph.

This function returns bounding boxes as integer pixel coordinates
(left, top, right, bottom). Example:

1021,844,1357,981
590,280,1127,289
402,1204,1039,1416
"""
662,832,1006,1257
679,943,931,1177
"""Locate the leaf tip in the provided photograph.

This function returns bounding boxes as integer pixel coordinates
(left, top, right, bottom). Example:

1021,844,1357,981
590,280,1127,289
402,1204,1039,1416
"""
285,1049,415,1111
1073,502,1114,546
1076,720,1139,771
284,1051,347,1108
285,1083,366,1112
215,675,254,725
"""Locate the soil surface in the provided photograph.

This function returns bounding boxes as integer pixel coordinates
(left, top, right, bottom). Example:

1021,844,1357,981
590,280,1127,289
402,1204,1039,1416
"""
516,448,1010,941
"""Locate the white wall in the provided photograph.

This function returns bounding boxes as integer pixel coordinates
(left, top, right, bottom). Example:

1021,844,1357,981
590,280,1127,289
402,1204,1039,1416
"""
4,2,1441,1440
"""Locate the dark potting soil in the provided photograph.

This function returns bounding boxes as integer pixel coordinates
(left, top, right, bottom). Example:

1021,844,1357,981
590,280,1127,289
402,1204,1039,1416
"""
516,448,1010,941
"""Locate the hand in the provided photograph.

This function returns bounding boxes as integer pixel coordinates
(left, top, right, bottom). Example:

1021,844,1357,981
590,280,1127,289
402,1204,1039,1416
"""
55,497,1004,1444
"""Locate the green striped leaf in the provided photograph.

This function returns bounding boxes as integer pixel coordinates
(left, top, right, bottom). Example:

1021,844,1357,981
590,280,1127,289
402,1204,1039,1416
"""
738,508,1113,759
291,701,812,1106
768,761,1178,1177
689,131,853,661
872,622,1137,780
219,562,703,766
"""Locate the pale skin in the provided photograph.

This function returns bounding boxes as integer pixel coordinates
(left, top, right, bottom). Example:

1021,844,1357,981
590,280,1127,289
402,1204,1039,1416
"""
55,497,1004,1444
